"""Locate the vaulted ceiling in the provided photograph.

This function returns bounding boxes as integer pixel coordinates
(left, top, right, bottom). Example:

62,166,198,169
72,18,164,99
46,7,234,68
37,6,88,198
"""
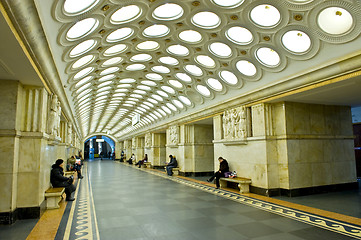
1,0,361,140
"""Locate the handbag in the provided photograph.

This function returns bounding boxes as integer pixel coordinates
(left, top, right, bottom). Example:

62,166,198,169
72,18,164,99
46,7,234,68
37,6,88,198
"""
224,171,232,178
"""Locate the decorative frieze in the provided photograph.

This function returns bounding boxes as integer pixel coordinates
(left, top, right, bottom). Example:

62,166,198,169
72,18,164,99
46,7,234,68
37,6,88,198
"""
222,106,247,141
168,125,179,146
145,133,151,148
47,94,61,138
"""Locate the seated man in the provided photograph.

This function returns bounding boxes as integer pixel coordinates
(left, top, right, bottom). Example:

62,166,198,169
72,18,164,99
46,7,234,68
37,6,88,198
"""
166,155,178,176
50,159,76,201
207,157,229,189
135,154,148,168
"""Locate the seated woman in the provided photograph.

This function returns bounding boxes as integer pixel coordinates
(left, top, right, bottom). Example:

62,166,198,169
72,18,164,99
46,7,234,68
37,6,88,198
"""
135,154,148,168
126,153,135,164
51,159,76,201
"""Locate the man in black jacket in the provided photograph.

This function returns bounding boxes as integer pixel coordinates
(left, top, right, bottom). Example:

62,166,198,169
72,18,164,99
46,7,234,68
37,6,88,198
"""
166,155,178,176
50,159,76,201
207,157,229,189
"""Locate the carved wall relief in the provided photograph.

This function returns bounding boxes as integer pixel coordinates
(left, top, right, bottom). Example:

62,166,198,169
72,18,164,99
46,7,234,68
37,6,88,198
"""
169,125,179,145
48,94,61,137
223,106,247,140
145,133,151,148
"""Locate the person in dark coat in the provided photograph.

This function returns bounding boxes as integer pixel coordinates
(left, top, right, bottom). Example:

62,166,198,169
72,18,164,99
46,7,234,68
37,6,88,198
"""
135,154,148,168
166,155,178,176
207,157,229,189
50,159,76,201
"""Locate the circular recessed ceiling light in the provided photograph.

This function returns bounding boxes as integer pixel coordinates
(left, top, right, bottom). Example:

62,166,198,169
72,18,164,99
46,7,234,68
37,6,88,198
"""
162,106,172,114
236,60,257,76
100,67,119,75
250,4,281,27
166,103,177,111
104,44,127,56
179,96,192,106
161,86,175,94
195,55,216,68
219,70,238,85
75,76,93,88
143,24,170,37
167,45,189,56
110,5,141,24
66,18,99,40
169,80,183,88
141,80,157,86
72,55,94,69
119,78,136,83
256,47,280,67
146,73,163,80
126,64,146,71
172,99,184,109
192,11,221,29
152,94,163,101
209,42,232,58
106,27,134,42
137,85,151,91
130,54,152,62
74,67,94,80
98,81,112,88
153,3,184,20
185,65,203,76
175,73,192,82
152,66,170,73
212,0,244,8
63,0,98,15
226,26,253,45
69,39,97,58
76,82,91,93
157,90,168,97
282,30,311,53
136,41,160,50
207,78,223,91
159,56,179,65
179,30,202,43
318,7,353,35
102,57,123,67
99,74,116,82
196,85,211,97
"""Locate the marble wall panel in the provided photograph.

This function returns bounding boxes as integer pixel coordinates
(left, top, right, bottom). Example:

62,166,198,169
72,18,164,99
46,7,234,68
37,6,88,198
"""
194,144,214,172
0,81,19,130
272,103,286,136
267,163,280,188
288,163,313,189
290,102,310,134
251,104,266,137
0,137,18,173
331,161,357,184
309,104,325,135
278,163,290,189
18,138,41,172
276,140,289,164
0,173,16,212
16,172,40,207
311,162,332,186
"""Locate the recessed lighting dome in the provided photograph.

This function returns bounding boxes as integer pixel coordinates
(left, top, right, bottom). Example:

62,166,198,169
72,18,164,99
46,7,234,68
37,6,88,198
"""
104,44,127,56
126,64,146,71
146,73,163,81
106,28,134,42
152,66,170,73
179,96,192,106
226,26,253,45
282,30,311,53
102,57,123,67
192,11,221,29
130,54,152,62
153,3,184,20
169,80,183,88
250,4,281,27
136,41,160,51
207,78,223,91
318,7,353,35
256,47,280,67
119,78,136,83
175,73,192,83
99,74,116,82
236,60,257,76
141,80,157,86
196,85,211,97
72,55,95,69
74,67,94,80
100,67,119,75
63,0,99,15
159,56,179,65
209,42,232,58
161,86,175,94
143,24,170,37
69,39,97,58
184,65,203,76
219,70,238,85
212,0,244,8
172,99,184,109
195,55,216,68
167,45,189,56
110,5,142,24
179,30,202,43
66,18,99,40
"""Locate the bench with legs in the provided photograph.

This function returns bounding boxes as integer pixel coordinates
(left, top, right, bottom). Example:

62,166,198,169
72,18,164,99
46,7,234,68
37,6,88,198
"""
164,167,180,175
45,187,65,209
142,162,152,168
219,177,252,193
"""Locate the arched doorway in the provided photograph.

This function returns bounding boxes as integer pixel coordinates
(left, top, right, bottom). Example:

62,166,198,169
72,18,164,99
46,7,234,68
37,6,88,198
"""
84,136,115,160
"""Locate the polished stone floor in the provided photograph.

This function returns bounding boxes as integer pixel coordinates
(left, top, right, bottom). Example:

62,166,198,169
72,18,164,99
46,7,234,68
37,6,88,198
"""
0,159,360,240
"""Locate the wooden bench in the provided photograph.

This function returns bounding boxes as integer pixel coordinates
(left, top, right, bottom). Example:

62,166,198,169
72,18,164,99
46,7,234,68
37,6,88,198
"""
219,177,252,193
45,187,65,209
164,167,180,175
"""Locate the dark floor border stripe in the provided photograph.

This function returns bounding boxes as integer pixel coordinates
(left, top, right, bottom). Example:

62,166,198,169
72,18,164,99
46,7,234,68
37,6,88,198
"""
123,164,361,239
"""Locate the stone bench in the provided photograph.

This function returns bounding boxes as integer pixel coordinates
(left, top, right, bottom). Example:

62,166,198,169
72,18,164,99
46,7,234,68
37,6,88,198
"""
142,162,152,168
219,177,252,193
45,187,65,209
65,171,75,177
164,167,180,175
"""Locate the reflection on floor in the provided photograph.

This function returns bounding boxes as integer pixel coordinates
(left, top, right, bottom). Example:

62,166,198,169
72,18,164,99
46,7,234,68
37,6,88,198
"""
0,159,360,240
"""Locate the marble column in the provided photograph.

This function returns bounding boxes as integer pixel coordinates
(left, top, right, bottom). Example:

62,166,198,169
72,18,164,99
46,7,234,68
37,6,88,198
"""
145,133,166,167
134,137,145,161
124,139,132,159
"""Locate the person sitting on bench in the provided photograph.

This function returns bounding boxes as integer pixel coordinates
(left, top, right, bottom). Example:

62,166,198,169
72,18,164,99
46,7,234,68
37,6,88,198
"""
207,157,229,189
166,155,178,176
50,159,76,201
135,154,148,168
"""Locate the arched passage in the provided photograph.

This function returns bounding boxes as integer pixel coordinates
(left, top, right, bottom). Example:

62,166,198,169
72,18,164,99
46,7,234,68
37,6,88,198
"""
84,135,115,159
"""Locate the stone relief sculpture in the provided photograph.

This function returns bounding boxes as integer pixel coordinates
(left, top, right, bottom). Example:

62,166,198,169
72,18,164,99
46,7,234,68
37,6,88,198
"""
48,94,61,137
169,125,179,145
223,106,247,140
145,133,151,148
67,123,73,144
132,138,136,149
